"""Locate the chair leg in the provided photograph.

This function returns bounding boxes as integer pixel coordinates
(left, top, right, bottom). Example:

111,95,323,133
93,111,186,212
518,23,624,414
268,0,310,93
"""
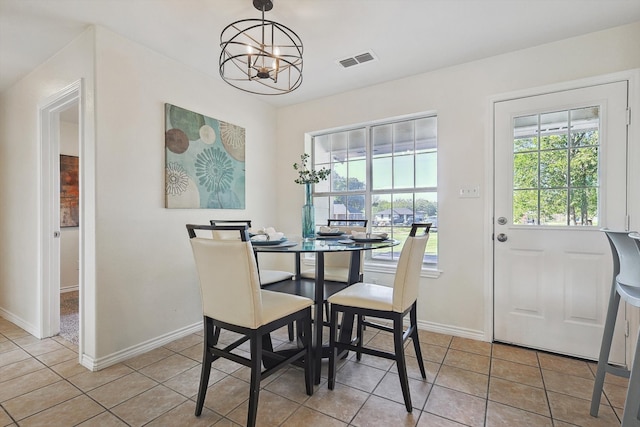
287,322,294,341
324,301,330,324
247,333,262,427
328,306,339,390
410,303,426,379
622,327,640,427
591,285,621,416
212,325,221,345
356,314,364,361
195,319,214,416
394,315,413,412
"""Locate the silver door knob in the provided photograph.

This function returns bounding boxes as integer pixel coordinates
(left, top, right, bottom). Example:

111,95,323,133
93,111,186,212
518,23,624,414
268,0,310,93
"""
496,233,507,242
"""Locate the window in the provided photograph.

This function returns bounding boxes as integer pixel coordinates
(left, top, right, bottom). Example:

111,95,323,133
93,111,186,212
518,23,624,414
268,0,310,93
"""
311,114,438,265
512,107,600,226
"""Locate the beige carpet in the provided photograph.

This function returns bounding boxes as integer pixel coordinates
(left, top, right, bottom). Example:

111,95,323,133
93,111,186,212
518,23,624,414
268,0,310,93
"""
59,290,78,344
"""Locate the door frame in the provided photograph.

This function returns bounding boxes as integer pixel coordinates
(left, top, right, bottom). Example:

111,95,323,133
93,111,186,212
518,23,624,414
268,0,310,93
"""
38,80,83,341
485,70,640,362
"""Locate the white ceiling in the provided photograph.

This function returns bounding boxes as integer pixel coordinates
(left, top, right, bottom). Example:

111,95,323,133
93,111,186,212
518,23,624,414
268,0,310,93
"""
1,0,639,108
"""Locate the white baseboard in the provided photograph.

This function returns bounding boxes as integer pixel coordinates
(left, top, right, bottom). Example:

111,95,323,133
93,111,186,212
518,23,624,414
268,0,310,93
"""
363,316,488,342
80,353,96,371
84,319,487,371
416,319,488,342
85,322,203,371
0,307,41,338
60,286,79,293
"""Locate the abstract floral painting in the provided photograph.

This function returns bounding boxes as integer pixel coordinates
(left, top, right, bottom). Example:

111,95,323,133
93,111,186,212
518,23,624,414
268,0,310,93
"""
60,155,79,227
165,103,245,208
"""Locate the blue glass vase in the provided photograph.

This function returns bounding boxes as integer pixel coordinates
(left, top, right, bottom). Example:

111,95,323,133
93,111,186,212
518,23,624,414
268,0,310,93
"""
302,183,315,239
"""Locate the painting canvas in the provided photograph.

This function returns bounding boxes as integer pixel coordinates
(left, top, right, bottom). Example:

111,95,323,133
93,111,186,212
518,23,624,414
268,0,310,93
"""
60,155,79,227
165,103,246,209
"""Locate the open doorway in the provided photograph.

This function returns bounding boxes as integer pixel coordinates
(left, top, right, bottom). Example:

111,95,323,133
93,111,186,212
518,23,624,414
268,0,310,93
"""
38,80,82,353
58,103,80,345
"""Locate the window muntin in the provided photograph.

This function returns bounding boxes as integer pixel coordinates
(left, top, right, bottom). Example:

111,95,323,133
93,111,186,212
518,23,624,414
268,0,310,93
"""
512,107,600,226
311,114,438,266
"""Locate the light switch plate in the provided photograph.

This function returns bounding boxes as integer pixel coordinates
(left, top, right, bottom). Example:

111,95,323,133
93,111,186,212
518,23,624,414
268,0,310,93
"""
459,185,480,198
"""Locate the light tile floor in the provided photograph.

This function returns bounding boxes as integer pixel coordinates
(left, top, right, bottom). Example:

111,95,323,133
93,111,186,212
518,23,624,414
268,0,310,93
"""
0,317,627,426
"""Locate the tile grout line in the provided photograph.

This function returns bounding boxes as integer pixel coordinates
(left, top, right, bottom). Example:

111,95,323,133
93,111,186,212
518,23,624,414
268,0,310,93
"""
483,343,494,427
0,402,19,426
538,350,559,427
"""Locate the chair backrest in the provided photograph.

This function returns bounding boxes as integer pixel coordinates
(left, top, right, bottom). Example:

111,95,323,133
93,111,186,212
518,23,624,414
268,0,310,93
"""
187,224,264,329
326,222,367,270
327,219,368,228
392,223,432,312
210,219,251,240
604,230,640,289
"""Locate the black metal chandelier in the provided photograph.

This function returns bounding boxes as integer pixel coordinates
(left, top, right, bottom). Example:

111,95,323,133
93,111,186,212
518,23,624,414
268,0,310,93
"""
219,0,303,95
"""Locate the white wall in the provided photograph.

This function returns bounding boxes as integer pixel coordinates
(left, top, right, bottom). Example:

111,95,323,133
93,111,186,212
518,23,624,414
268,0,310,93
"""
275,22,640,339
60,120,79,291
91,27,282,359
0,28,96,346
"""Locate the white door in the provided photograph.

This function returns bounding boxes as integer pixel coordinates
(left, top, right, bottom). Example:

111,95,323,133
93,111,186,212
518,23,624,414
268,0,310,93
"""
494,81,629,362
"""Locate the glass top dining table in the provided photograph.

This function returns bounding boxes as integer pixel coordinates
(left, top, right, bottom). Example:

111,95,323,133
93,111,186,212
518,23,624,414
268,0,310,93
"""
253,236,400,384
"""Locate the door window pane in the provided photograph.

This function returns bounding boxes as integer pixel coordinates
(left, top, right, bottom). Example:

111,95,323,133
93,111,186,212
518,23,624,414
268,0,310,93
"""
571,107,599,147
539,150,567,188
513,190,538,224
540,111,568,149
513,152,538,189
570,188,598,226
512,107,599,227
570,147,598,186
513,115,539,152
540,189,567,225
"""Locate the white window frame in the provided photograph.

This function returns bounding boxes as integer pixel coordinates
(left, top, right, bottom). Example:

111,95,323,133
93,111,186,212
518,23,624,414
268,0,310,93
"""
308,111,438,273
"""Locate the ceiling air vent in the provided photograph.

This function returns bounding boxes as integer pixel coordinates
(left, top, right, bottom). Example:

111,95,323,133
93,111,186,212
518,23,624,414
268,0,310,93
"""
337,50,377,69
354,52,374,64
339,58,359,68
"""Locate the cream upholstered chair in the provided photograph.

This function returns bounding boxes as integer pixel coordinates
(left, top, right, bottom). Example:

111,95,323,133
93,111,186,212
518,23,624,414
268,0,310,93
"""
300,219,368,283
210,220,295,285
210,219,296,341
300,219,368,323
187,224,313,427
591,230,640,427
327,223,431,413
